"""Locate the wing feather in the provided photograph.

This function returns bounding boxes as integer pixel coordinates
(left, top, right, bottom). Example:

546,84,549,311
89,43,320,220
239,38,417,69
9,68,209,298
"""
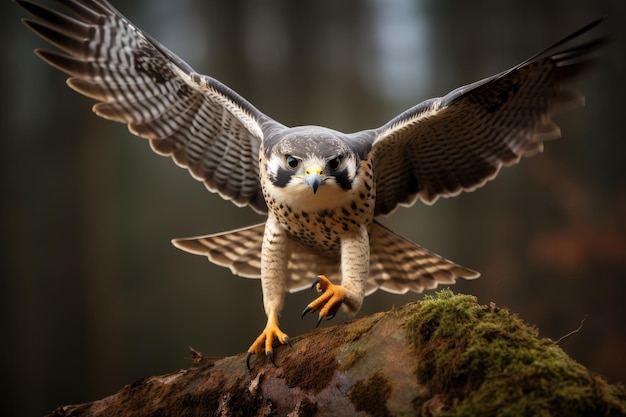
19,0,284,213
370,19,604,216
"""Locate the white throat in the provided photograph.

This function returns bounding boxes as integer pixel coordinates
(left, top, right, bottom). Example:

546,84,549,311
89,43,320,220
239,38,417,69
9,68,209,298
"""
267,178,352,212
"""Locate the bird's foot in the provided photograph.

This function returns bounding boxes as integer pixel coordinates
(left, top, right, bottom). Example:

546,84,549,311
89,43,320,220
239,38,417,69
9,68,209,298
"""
301,275,346,327
246,314,290,370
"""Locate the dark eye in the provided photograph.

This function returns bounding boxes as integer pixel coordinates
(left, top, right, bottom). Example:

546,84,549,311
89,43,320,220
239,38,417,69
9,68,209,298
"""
328,156,342,171
285,155,299,169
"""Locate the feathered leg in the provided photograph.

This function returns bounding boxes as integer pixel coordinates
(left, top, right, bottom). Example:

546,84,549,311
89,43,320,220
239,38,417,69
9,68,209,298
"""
246,215,291,369
302,224,369,324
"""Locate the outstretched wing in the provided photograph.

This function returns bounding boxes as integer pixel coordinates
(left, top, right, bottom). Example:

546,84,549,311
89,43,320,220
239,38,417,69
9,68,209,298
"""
18,0,283,214
370,19,605,216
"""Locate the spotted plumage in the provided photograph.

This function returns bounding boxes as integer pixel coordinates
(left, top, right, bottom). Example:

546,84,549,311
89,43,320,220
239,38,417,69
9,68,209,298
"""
260,127,375,256
18,0,604,368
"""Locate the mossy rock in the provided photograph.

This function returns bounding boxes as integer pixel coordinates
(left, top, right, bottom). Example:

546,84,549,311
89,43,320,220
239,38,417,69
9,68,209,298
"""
405,289,626,416
45,289,626,417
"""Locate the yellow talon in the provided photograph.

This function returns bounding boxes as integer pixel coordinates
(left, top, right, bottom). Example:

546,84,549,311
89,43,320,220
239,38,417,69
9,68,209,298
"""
301,275,346,326
246,312,290,369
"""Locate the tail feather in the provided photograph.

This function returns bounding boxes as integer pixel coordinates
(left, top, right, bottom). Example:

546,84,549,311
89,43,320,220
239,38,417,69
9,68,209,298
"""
367,221,479,295
173,221,480,296
172,223,342,290
172,223,265,278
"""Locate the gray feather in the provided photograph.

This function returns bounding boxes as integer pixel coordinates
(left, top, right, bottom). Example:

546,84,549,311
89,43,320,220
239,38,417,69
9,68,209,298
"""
369,19,605,216
19,0,279,214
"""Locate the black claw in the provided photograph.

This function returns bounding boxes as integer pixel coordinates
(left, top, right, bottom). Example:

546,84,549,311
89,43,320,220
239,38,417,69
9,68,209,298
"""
245,352,253,370
310,276,321,290
284,336,292,347
266,351,278,368
301,305,312,319
326,314,335,321
316,315,324,328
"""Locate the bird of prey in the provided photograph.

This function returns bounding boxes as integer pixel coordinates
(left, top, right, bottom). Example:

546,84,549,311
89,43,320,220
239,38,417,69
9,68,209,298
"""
18,0,603,368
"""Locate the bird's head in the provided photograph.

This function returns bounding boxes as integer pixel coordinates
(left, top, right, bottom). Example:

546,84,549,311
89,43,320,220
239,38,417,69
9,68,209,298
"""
264,127,363,211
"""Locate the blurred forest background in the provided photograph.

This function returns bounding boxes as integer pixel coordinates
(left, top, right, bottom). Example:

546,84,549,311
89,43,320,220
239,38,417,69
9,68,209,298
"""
2,0,625,416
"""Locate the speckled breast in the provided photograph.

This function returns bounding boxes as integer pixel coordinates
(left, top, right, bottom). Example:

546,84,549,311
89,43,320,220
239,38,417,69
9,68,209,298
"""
269,172,376,257
278,204,371,256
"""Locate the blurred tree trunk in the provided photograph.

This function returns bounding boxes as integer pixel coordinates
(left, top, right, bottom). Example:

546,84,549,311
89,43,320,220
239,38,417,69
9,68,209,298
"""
45,291,626,417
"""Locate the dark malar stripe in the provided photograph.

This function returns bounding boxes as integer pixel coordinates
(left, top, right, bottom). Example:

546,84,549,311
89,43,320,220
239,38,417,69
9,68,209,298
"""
333,169,352,190
273,168,293,188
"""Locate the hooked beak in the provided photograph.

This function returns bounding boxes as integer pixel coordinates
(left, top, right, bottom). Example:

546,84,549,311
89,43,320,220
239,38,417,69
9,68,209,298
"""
304,166,324,194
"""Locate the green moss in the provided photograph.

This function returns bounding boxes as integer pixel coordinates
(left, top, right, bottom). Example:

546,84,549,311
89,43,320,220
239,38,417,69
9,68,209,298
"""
405,289,626,417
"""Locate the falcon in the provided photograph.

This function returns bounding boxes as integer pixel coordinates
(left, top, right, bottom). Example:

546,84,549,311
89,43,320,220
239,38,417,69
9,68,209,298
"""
18,0,603,368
